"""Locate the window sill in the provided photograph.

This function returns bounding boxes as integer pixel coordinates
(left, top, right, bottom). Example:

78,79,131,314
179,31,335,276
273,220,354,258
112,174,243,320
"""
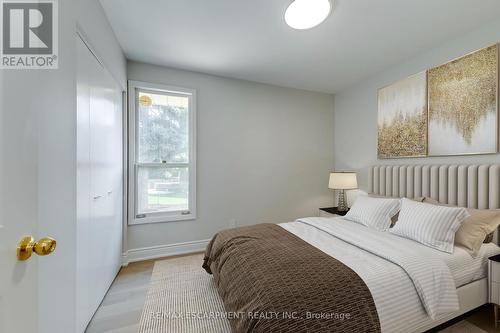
129,213,196,225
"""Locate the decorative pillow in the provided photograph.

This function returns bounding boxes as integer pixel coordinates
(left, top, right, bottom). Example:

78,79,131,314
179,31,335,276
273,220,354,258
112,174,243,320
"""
344,195,401,231
422,197,500,256
390,198,469,253
368,194,424,226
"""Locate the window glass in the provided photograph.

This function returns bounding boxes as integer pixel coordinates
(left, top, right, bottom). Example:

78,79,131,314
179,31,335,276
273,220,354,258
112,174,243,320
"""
137,166,189,214
137,91,189,163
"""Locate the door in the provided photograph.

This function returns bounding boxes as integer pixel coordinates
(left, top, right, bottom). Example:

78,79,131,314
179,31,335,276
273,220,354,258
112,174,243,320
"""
0,24,77,333
0,31,122,333
0,75,41,333
76,35,123,332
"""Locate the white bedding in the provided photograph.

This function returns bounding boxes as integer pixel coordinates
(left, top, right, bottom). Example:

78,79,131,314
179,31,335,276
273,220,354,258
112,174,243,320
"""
438,242,500,287
279,217,500,333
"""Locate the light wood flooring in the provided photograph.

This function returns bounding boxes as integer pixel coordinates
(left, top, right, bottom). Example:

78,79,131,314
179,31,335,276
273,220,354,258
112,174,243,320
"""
85,253,500,333
84,259,155,333
85,252,203,333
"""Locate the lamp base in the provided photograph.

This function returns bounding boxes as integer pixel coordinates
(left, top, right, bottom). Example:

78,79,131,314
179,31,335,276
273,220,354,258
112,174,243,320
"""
337,189,348,212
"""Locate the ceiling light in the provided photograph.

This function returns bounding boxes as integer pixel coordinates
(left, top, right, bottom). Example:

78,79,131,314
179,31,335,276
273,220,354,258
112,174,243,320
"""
285,0,332,30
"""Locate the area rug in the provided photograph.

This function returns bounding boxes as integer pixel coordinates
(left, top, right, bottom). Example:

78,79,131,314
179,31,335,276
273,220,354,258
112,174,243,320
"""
138,254,488,333
138,254,231,333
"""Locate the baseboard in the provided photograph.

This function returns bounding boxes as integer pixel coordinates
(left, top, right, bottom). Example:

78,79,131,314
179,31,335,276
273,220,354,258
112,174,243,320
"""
122,239,210,266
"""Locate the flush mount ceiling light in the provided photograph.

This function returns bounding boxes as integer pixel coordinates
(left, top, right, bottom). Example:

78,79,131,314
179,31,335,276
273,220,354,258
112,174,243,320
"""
285,0,332,30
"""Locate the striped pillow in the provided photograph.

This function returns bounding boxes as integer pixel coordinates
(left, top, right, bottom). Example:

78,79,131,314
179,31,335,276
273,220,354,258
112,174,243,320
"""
344,196,401,231
421,197,500,255
368,194,425,226
390,198,469,253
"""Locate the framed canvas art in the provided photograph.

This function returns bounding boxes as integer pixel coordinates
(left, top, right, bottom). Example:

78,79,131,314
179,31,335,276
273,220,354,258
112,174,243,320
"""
377,71,428,159
428,44,498,156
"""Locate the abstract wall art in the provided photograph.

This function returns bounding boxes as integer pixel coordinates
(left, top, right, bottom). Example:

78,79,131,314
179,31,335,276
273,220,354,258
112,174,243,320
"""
377,44,499,159
427,44,498,156
377,71,428,159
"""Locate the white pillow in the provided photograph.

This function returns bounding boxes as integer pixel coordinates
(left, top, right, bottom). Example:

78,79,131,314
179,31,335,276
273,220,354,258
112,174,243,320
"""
390,198,469,253
344,195,401,231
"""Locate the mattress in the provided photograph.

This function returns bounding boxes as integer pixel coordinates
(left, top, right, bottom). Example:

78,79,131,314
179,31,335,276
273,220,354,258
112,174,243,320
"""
437,242,500,287
280,217,500,332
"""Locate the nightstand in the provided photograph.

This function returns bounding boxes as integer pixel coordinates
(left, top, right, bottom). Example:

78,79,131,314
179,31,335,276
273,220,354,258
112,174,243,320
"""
488,254,500,328
319,207,349,217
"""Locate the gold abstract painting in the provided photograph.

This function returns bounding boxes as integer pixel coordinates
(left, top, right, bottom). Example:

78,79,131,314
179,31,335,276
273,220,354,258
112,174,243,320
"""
378,72,427,159
428,44,498,156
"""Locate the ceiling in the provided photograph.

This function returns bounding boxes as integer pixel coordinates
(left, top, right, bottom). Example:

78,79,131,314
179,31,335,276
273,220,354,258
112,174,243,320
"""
100,0,500,93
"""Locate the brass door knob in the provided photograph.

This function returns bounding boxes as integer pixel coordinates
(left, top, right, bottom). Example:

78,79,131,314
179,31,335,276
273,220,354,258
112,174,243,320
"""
17,236,57,261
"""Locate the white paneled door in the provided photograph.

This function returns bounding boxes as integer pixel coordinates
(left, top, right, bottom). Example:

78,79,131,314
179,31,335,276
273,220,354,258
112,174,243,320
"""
76,35,123,332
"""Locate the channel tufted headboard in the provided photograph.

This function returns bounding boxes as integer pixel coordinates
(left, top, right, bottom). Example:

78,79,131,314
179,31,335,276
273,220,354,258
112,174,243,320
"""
368,164,500,242
369,164,500,209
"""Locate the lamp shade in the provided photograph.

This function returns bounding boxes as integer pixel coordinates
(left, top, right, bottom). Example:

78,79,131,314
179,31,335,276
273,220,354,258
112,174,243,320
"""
328,172,357,190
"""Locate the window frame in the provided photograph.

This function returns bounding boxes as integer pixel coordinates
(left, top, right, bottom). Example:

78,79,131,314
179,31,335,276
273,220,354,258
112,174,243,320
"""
128,80,197,225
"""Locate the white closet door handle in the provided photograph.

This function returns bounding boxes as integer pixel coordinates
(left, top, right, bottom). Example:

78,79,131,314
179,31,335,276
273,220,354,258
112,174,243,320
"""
93,195,102,200
107,191,113,195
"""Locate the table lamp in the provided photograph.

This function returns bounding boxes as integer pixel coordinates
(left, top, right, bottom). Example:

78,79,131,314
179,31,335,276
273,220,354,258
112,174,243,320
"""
328,172,358,212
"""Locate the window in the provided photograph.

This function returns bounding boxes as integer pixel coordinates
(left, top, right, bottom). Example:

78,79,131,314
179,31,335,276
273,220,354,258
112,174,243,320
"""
128,81,196,224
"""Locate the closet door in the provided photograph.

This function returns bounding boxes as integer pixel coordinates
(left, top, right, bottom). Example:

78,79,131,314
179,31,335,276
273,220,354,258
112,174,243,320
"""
89,54,123,312
76,36,93,333
76,35,123,332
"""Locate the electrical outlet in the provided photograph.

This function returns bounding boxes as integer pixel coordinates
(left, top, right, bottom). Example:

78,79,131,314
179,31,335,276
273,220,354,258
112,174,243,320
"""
229,219,237,228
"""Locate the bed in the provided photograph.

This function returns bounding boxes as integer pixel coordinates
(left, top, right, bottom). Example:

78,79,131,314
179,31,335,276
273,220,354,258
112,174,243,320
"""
203,164,500,333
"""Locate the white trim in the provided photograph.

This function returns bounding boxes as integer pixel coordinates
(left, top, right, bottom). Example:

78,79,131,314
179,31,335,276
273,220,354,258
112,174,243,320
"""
128,212,196,225
121,253,129,267
121,239,210,265
122,90,129,255
129,80,196,96
127,80,197,225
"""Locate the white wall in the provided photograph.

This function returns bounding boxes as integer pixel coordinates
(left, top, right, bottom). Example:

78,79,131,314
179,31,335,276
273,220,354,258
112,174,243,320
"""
333,18,500,191
127,61,335,252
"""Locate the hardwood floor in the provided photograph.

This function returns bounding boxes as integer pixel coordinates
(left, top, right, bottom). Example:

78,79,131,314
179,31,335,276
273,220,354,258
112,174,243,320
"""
465,305,499,333
85,252,204,333
85,253,499,333
85,259,155,333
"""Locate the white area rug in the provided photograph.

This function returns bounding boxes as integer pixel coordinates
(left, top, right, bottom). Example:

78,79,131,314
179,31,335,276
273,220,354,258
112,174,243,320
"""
138,254,488,333
138,254,231,333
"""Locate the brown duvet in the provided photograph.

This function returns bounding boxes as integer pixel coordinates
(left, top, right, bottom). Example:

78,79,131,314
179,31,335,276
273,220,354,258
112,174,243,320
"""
203,223,381,333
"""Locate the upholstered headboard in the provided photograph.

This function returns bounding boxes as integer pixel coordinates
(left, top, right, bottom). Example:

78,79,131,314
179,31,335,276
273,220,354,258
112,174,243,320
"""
369,164,500,209
368,164,500,243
